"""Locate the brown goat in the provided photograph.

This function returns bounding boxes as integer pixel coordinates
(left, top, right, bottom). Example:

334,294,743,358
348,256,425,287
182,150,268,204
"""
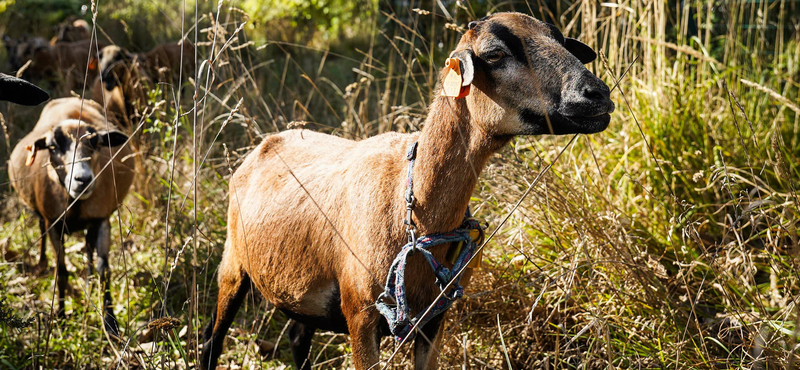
90,45,152,128
8,97,134,336
90,41,194,122
140,41,195,85
3,35,49,72
201,13,615,370
50,19,91,45
18,39,107,95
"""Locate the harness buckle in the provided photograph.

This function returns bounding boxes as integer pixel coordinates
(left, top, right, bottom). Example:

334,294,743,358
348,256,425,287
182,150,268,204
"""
407,227,417,251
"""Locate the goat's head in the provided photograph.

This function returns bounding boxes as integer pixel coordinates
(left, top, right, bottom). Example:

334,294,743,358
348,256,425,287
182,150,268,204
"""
3,35,48,72
446,12,615,135
27,120,128,200
97,45,136,90
0,73,50,105
54,19,90,43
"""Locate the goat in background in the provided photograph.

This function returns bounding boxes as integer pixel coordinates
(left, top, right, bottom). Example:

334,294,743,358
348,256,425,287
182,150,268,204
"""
7,97,134,336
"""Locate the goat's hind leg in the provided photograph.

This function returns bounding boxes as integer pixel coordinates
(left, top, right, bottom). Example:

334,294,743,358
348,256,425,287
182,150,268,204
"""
289,320,316,370
200,253,251,370
87,219,118,336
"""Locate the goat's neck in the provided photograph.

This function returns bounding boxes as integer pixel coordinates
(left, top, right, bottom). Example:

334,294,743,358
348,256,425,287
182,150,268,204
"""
411,96,509,234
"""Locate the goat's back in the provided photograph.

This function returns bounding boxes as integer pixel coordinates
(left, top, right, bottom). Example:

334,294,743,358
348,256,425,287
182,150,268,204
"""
143,41,195,82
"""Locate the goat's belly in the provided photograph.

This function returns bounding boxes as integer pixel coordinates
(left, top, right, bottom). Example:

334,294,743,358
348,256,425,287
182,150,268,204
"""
274,289,392,336
253,278,346,331
276,284,349,333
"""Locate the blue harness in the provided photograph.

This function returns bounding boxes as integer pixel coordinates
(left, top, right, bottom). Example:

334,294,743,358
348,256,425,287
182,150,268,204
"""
375,142,485,342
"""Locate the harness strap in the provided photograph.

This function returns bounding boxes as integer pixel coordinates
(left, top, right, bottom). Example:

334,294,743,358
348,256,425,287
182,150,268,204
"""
376,141,486,342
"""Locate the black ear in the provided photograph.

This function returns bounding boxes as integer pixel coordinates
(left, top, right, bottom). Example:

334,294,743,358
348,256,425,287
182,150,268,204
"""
25,136,49,166
0,73,50,106
564,38,597,64
101,66,118,90
33,137,48,150
97,130,129,148
449,49,475,86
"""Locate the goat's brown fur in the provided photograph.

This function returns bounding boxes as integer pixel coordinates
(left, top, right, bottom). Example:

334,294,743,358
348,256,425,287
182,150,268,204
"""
141,41,195,84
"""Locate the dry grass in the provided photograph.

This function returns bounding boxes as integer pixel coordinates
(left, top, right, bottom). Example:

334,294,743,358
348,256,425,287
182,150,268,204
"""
0,0,799,369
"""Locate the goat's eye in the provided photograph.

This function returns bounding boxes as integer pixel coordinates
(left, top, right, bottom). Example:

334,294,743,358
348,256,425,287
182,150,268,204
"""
485,51,506,63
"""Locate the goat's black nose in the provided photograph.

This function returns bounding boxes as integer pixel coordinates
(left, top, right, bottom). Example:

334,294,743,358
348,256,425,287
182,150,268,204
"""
560,71,615,117
74,173,93,184
583,83,615,113
582,84,608,103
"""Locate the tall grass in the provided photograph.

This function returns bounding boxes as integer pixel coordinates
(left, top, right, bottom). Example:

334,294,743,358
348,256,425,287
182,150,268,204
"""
0,0,798,369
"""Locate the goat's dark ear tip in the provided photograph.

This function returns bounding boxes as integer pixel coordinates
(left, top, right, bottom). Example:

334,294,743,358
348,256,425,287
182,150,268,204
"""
564,37,597,64
0,73,50,106
98,131,129,148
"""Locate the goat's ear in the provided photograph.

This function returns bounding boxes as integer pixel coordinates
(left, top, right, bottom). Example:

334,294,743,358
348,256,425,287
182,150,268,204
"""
25,137,49,166
564,38,596,64
0,73,50,106
101,66,118,90
449,49,475,86
97,130,128,148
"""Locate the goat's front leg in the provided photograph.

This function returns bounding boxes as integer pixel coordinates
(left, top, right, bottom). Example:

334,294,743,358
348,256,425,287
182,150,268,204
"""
33,218,48,275
413,313,446,370
47,226,66,319
87,219,118,336
85,227,96,277
342,287,382,370
289,320,317,370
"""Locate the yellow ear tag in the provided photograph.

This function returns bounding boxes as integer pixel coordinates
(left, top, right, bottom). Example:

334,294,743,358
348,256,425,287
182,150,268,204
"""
446,228,483,269
468,249,483,269
25,145,36,166
442,58,470,98
467,229,482,269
